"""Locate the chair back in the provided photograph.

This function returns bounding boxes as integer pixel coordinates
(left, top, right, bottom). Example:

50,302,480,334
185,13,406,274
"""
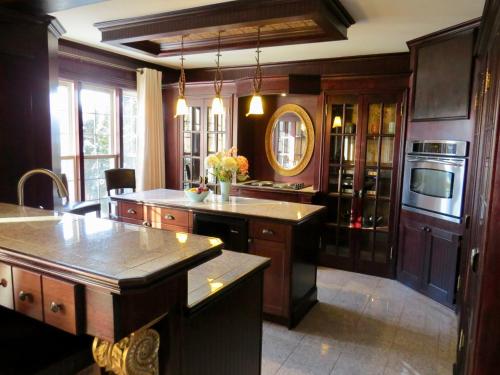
105,168,136,196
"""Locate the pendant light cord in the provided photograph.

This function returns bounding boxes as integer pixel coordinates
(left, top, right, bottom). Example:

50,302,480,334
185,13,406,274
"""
179,35,186,97
214,31,223,96
253,27,263,94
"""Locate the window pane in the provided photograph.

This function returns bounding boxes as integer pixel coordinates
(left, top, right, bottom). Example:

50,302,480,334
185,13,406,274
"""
61,158,76,202
122,91,138,169
84,157,115,201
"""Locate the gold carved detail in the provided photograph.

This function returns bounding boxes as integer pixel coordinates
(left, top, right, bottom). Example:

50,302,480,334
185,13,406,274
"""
92,328,160,375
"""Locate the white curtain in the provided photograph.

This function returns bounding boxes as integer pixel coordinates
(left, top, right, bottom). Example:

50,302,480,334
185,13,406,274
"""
136,68,165,191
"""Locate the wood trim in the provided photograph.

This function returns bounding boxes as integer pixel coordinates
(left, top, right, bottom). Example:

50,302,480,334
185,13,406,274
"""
406,18,481,47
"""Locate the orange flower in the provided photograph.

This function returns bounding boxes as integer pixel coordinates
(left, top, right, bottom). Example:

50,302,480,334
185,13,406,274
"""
236,155,249,174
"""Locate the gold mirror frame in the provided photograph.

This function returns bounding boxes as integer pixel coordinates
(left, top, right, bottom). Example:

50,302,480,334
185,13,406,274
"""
265,104,315,177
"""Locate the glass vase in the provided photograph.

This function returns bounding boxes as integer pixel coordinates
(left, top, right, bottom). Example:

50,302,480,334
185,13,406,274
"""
219,181,231,202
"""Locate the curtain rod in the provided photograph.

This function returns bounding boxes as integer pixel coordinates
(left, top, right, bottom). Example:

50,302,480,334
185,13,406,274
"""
58,50,147,73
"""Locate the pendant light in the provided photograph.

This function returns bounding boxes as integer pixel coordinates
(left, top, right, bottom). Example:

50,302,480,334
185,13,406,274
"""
246,27,264,116
175,35,189,118
212,32,224,116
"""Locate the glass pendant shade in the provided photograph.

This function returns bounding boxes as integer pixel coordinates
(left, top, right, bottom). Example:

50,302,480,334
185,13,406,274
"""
246,94,264,116
175,96,189,117
333,115,342,128
212,96,224,115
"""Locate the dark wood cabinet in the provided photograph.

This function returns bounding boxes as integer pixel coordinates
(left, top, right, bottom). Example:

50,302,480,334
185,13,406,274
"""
319,91,405,278
398,213,460,308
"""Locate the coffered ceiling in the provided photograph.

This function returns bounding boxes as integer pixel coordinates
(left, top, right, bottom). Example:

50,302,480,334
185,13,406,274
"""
51,0,485,69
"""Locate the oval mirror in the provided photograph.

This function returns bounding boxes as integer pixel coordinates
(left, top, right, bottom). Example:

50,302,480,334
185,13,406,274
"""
265,104,315,176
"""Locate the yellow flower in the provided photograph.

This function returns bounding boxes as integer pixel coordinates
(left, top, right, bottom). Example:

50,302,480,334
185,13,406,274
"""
220,156,238,171
205,154,220,168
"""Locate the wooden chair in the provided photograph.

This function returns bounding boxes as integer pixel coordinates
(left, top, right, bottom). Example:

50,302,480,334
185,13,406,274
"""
61,174,101,217
104,168,136,217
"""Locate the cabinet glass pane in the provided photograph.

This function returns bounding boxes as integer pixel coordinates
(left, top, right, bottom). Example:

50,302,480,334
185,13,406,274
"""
192,158,200,182
382,104,397,135
361,199,376,229
381,138,394,167
344,104,358,135
328,166,340,193
326,196,339,223
360,232,374,261
337,228,351,258
378,169,392,198
366,138,379,167
331,104,343,135
324,228,337,255
376,201,390,231
207,133,216,154
374,233,389,263
330,136,342,164
364,169,377,197
368,104,382,135
207,107,215,132
192,107,201,131
183,158,192,181
339,198,352,226
192,133,201,156
341,168,354,194
343,136,356,164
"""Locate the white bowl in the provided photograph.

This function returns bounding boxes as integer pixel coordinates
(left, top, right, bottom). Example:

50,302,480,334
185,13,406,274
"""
184,189,210,202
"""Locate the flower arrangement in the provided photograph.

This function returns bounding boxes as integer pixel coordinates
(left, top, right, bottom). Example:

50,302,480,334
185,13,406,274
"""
205,147,250,182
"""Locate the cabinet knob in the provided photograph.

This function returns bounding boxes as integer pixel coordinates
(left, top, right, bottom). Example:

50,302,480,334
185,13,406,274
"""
127,208,137,214
142,221,152,227
0,278,7,288
164,214,175,220
50,302,62,313
18,290,32,302
262,229,274,235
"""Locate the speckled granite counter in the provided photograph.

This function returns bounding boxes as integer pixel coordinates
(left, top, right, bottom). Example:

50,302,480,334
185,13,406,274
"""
113,188,325,223
0,203,222,290
188,250,270,309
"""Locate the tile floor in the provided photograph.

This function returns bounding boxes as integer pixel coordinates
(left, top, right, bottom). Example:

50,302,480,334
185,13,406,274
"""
262,267,458,375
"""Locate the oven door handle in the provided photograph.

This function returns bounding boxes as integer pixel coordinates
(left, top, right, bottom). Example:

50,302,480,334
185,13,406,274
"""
406,157,464,167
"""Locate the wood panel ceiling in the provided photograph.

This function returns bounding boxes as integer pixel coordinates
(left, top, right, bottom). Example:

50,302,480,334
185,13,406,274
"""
94,0,354,57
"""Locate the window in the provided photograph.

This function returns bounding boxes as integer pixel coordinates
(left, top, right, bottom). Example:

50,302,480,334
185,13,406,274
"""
122,91,138,169
53,80,138,205
53,80,78,201
180,99,230,189
81,85,118,202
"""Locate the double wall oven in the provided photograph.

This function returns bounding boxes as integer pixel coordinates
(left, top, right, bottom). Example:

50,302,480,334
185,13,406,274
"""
402,140,468,223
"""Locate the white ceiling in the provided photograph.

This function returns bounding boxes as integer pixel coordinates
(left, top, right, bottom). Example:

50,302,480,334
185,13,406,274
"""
51,0,485,69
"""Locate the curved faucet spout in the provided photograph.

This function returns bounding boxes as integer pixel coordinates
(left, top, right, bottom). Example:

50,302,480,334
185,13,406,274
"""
17,169,69,206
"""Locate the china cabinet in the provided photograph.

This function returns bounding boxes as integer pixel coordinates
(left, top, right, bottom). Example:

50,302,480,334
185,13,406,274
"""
319,92,404,277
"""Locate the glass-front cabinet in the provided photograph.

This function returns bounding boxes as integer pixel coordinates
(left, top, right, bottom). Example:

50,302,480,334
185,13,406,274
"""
320,93,403,277
180,98,231,189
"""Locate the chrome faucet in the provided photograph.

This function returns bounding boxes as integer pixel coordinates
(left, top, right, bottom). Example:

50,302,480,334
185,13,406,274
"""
17,168,69,206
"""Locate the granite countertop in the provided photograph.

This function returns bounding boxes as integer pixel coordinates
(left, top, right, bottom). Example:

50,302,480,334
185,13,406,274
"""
0,203,222,290
188,250,270,309
113,189,326,222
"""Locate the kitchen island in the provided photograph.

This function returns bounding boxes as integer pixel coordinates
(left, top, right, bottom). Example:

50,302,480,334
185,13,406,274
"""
0,203,269,375
112,188,326,327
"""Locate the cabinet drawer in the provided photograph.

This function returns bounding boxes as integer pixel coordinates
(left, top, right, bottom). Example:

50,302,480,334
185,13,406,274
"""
250,220,287,243
0,263,13,309
42,276,82,334
13,267,43,321
160,207,189,227
118,202,144,221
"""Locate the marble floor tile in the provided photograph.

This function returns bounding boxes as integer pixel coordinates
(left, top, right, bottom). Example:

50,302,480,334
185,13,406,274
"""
262,268,457,375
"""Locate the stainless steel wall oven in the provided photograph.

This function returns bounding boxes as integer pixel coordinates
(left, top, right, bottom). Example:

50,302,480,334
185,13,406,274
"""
402,140,468,223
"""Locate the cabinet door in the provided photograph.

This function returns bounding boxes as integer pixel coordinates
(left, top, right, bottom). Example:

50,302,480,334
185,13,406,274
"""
422,226,460,307
249,238,288,318
357,94,403,277
397,217,427,290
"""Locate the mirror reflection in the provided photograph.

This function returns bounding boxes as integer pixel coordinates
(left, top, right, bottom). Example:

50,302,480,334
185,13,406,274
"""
271,112,308,170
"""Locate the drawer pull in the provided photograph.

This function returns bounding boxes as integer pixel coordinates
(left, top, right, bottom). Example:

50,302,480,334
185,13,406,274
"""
262,229,274,235
0,278,7,288
164,214,175,220
230,229,240,235
127,208,137,214
18,290,32,302
50,302,62,313
143,221,152,227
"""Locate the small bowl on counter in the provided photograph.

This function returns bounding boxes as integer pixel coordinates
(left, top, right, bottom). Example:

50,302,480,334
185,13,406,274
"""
184,188,210,202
